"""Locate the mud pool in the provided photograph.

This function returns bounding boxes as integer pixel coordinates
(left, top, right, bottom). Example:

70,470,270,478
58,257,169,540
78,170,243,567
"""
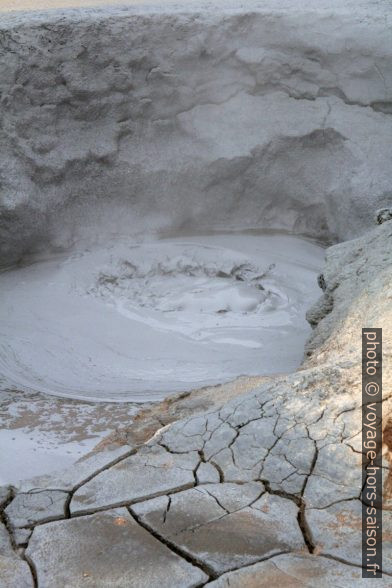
0,232,324,403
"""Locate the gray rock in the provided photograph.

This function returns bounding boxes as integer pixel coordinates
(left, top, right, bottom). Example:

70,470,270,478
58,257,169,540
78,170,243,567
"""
375,207,392,225
155,422,205,454
305,220,392,358
0,556,34,588
0,522,33,587
196,462,221,484
306,293,333,329
5,490,68,528
26,507,207,587
208,552,392,587
201,482,264,512
261,424,316,495
304,443,361,508
317,273,326,291
203,422,238,461
0,486,11,507
307,500,392,574
71,445,199,514
209,414,277,483
0,521,14,557
132,485,303,574
13,528,32,547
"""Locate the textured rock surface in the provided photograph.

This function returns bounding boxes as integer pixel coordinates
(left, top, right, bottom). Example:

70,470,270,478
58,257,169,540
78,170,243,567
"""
132,486,304,574
25,508,208,587
308,500,392,574
5,490,68,528
0,486,11,507
13,527,32,547
0,555,33,588
306,217,392,358
0,521,34,587
208,553,392,587
71,445,199,514
1,1,392,263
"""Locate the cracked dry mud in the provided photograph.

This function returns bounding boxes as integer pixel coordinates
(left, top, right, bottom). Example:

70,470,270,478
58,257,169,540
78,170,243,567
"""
0,220,391,586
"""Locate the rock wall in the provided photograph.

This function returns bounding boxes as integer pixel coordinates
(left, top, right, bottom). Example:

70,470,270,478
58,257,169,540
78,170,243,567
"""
306,217,392,359
0,4,392,263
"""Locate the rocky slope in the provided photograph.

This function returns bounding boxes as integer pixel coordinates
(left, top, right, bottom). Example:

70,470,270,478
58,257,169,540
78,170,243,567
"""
1,1,392,264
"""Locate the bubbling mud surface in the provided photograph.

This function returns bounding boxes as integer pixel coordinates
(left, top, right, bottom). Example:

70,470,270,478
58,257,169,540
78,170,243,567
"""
0,233,324,402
